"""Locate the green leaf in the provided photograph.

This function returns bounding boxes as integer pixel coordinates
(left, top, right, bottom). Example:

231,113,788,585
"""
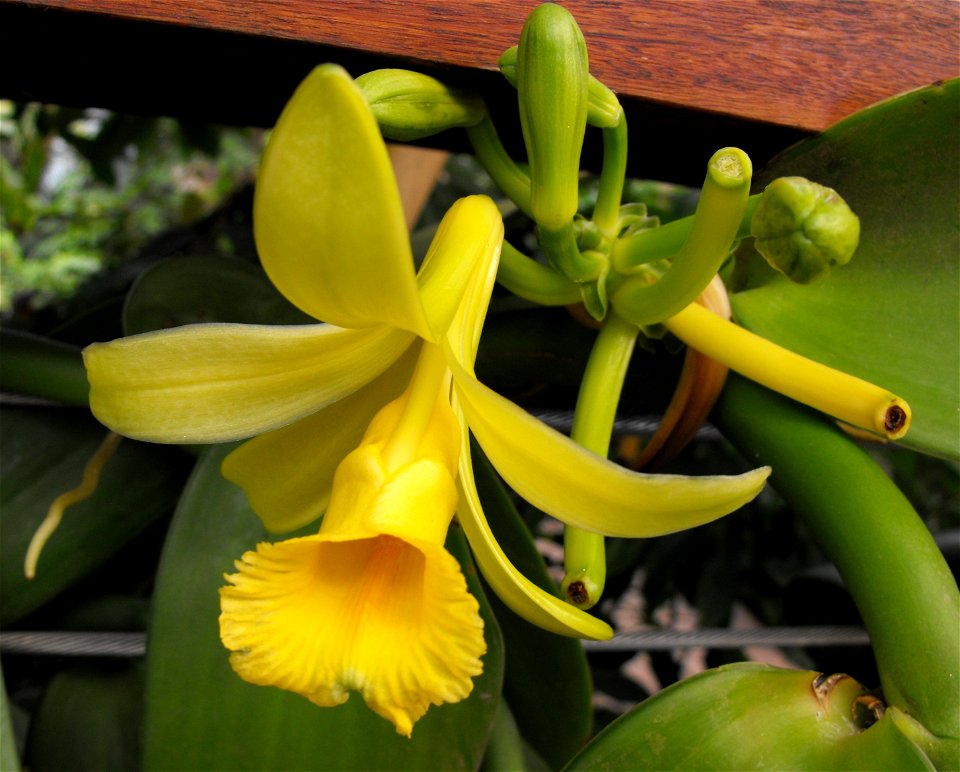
122,255,312,335
25,664,144,771
730,79,960,458
0,406,190,625
1,666,20,772
565,663,934,770
144,444,504,771
471,439,594,769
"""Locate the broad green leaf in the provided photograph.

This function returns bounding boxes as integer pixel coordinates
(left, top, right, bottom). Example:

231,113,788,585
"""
471,441,594,770
25,664,143,772
730,80,960,459
254,64,432,338
122,255,313,335
145,444,503,771
1,666,19,772
0,406,189,625
565,663,934,770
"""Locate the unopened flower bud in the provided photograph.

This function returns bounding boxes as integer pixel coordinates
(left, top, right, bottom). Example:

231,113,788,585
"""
751,176,860,284
355,69,485,141
517,3,589,229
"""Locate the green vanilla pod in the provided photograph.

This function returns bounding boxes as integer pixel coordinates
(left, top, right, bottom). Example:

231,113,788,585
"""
517,3,589,230
499,45,623,128
355,69,485,141
613,147,752,326
565,663,934,770
751,176,860,283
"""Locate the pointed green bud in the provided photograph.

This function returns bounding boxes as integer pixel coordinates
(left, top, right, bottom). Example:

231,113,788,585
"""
517,3,589,229
499,45,622,128
751,176,860,283
355,69,485,141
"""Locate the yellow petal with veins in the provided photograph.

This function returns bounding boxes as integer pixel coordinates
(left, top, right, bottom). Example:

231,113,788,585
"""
417,195,504,342
83,322,414,443
448,353,770,538
454,419,613,640
254,64,433,339
222,342,421,534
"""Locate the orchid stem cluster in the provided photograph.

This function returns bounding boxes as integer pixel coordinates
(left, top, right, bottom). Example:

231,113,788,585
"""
61,0,915,739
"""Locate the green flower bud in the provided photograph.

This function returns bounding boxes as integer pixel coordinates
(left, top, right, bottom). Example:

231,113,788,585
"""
517,3,589,229
751,176,860,283
499,45,622,128
355,69,485,141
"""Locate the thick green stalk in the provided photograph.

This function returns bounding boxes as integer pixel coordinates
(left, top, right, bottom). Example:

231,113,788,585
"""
613,195,760,271
715,374,959,759
0,329,89,406
612,148,752,326
466,116,533,218
497,240,582,306
592,118,628,238
562,311,639,608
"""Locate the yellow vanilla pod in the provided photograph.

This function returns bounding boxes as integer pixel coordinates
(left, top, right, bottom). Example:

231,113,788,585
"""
355,69,486,141
665,302,911,439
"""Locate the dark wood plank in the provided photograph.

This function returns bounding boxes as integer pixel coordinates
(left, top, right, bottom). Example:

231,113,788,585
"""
1,0,956,183
6,0,956,131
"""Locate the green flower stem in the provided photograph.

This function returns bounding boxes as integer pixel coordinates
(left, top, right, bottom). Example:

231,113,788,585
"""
715,374,960,762
0,329,89,406
562,311,639,608
592,118,628,237
613,195,761,271
466,116,533,218
612,148,752,327
497,239,582,306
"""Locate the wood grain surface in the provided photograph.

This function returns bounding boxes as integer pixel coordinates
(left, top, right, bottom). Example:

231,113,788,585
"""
2,0,956,182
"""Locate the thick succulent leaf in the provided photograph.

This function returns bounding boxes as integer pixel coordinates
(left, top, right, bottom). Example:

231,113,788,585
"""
145,444,503,771
254,64,432,338
25,665,143,772
456,426,612,641
221,342,419,534
450,356,769,538
565,663,934,770
0,406,189,625
470,440,595,769
730,80,959,459
84,322,413,443
122,255,313,335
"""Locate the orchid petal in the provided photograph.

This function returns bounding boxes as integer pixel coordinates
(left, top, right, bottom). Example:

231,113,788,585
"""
455,423,613,640
417,195,503,341
222,343,420,534
449,354,770,538
84,323,414,443
254,64,432,338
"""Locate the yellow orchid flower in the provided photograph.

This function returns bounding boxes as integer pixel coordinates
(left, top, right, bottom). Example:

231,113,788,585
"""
82,64,770,735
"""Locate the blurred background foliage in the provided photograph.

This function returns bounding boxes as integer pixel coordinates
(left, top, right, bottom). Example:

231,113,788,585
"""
1,101,957,770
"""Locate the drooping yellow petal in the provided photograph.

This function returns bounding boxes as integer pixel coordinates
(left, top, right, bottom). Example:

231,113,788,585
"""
449,353,770,538
454,422,613,640
417,195,504,342
254,64,433,339
221,343,421,534
83,322,414,443
220,533,485,737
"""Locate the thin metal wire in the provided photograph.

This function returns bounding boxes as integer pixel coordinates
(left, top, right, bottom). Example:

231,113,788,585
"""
531,409,723,440
582,626,870,652
0,627,869,658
